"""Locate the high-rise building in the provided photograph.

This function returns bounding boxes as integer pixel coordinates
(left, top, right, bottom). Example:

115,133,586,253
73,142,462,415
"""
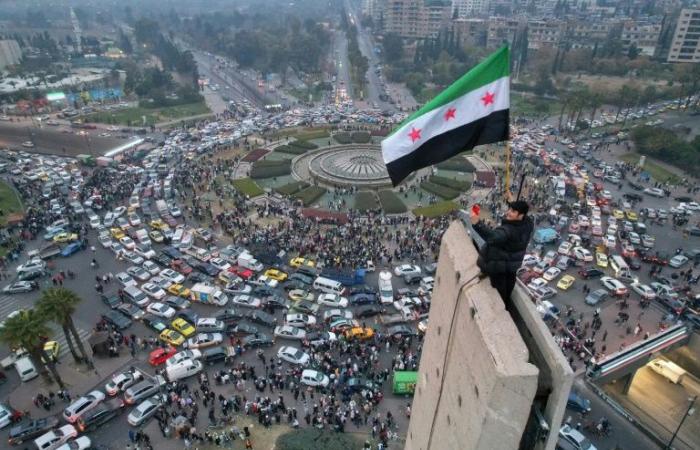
383,0,453,39
71,7,82,55
455,0,488,18
0,40,22,70
668,8,700,63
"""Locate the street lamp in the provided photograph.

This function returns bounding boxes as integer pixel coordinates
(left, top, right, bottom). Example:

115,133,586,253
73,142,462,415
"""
666,395,697,450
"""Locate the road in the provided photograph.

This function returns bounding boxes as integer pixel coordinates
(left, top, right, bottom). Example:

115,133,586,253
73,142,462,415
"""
333,29,353,103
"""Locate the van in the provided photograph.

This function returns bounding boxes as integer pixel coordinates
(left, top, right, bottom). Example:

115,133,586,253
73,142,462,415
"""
15,356,38,382
196,318,225,333
172,227,184,244
123,285,149,307
610,255,630,277
648,359,685,384
165,359,202,382
313,276,346,295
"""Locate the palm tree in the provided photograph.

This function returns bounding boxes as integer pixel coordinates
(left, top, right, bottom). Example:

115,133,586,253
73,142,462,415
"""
587,90,604,136
0,309,65,389
37,287,92,368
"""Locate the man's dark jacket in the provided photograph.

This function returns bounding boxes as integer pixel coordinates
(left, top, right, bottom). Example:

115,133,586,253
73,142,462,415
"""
473,216,534,275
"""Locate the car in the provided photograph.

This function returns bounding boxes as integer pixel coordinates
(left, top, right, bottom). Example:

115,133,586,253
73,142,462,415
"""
141,283,166,300
149,230,164,243
350,293,379,305
558,241,573,256
63,390,106,423
242,333,275,348
522,254,540,267
387,324,415,340
344,377,379,394
264,268,288,281
16,259,46,274
288,289,315,302
147,302,176,319
288,273,313,285
344,326,375,340
291,300,320,315
631,283,656,300
669,255,689,268
600,276,628,296
148,347,177,366
274,325,306,340
289,257,315,268
186,333,223,349
33,424,77,450
393,264,421,277
166,284,191,299
53,232,78,243
532,286,557,301
127,395,164,426
558,424,597,450
164,295,191,310
317,293,349,308
8,416,60,445
300,369,330,387
532,261,550,275
323,309,354,322
143,314,168,333
105,370,143,396
585,289,609,306
262,296,290,310
227,322,260,336
160,268,185,284
101,310,132,330
305,331,338,349
625,210,638,222
75,399,124,432
567,391,591,414
166,349,203,367
3,281,38,294
644,187,665,197
573,247,593,262
232,294,261,308
527,278,547,292
284,313,317,328
127,266,150,282
356,305,384,318
143,260,161,276
277,346,311,365
557,275,575,291
44,227,67,240
117,303,145,321
542,267,561,282
215,308,247,325
594,252,608,268
116,272,137,287
578,267,605,279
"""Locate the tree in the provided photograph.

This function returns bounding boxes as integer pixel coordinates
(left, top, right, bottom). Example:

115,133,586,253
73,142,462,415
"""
0,309,65,389
383,33,403,63
37,288,92,368
627,43,640,60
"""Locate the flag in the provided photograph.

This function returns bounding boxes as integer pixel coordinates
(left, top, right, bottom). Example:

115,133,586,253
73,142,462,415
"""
381,46,510,186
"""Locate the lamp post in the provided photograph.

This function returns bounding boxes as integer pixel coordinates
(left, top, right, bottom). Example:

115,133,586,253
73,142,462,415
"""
666,395,697,450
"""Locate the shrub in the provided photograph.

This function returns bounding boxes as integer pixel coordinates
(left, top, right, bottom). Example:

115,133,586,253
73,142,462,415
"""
333,132,352,144
250,159,292,179
275,181,310,196
351,131,371,143
430,175,471,191
277,428,364,450
289,140,318,150
231,178,265,197
354,192,379,211
421,181,460,199
294,186,326,206
378,190,407,214
275,145,308,155
413,200,459,217
435,156,475,172
295,128,330,140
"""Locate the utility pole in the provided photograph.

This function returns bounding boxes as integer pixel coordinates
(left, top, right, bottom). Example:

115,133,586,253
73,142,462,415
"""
666,395,697,450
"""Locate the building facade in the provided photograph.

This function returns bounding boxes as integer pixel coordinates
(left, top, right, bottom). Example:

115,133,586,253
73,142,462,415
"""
455,0,489,18
668,8,700,62
621,21,662,57
486,16,520,49
383,0,453,39
0,40,22,70
527,20,565,50
452,18,488,47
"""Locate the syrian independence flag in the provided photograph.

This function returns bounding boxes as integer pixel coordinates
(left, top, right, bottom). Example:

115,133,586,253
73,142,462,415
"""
381,46,510,186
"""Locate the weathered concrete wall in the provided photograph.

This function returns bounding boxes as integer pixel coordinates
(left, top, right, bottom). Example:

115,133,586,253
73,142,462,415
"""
405,222,540,450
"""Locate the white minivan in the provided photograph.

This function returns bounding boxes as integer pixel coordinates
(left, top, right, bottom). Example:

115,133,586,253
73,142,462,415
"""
15,356,39,382
165,359,202,382
312,276,346,295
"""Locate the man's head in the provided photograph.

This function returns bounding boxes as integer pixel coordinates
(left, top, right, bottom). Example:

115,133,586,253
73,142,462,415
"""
506,200,529,221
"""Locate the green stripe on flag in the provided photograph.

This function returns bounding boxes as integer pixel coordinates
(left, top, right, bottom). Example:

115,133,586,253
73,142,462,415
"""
390,46,510,137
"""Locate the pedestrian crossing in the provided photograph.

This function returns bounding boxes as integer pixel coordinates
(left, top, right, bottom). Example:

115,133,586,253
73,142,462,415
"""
0,293,26,321
51,326,92,358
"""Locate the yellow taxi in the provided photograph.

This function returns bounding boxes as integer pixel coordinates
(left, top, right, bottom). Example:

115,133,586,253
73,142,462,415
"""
344,327,375,341
168,284,191,298
289,257,315,268
150,219,166,230
556,275,576,291
159,329,185,346
596,252,609,268
111,227,125,239
149,230,164,243
53,232,79,243
264,269,288,281
288,289,314,302
171,318,196,337
42,341,60,362
612,209,625,220
625,210,638,221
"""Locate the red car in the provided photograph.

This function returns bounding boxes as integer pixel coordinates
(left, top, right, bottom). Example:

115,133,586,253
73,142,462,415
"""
171,259,193,276
148,346,177,366
230,266,253,280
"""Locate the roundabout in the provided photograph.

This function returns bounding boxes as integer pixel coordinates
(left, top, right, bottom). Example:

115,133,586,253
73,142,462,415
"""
302,144,394,188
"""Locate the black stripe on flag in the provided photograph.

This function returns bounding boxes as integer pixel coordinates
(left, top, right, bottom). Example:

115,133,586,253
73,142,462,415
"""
386,109,509,186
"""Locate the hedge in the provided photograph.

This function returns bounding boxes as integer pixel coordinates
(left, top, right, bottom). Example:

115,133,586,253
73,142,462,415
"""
275,181,310,196
277,428,364,450
295,128,330,140
294,186,327,206
435,156,476,172
231,178,265,197
275,145,309,155
378,190,407,214
250,159,292,179
352,131,371,143
354,192,379,211
421,181,460,199
430,175,471,191
333,132,353,144
290,140,318,150
413,200,459,218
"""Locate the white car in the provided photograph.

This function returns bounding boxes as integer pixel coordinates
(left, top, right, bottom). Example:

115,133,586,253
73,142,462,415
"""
573,247,593,262
34,424,78,450
522,254,540,266
643,187,665,197
55,436,91,450
127,395,163,426
559,424,597,450
600,276,628,296
557,242,573,256
160,268,185,284
170,206,182,217
209,257,231,272
527,278,547,292
122,251,145,266
143,261,161,276
134,244,156,260
127,266,150,282
105,370,143,396
120,236,136,250
16,259,46,274
274,325,306,340
542,267,561,282
254,275,279,289
300,369,330,387
278,346,311,365
62,390,106,423
628,232,641,245
128,213,141,226
631,283,656,300
98,234,113,248
232,294,261,308
285,313,317,328
669,255,689,268
142,283,166,300
577,215,590,227
317,293,349,308
166,349,203,367
116,272,137,287
393,264,421,277
186,333,223,349
146,302,176,318
604,235,616,249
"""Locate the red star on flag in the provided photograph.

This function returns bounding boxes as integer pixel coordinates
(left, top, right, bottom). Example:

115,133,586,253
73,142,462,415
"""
408,127,421,143
481,91,495,106
444,107,456,121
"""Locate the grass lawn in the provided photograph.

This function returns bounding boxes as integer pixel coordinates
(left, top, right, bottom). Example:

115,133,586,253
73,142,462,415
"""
618,153,681,183
84,102,210,126
413,200,459,218
511,93,560,118
0,180,23,226
231,178,265,197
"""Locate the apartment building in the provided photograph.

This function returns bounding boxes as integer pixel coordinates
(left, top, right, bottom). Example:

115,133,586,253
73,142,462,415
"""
454,0,489,18
668,8,700,62
0,39,22,70
621,21,662,57
383,0,453,39
452,17,488,47
486,16,520,49
527,19,564,50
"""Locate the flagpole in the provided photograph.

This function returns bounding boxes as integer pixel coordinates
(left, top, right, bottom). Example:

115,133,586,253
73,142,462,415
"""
504,140,511,195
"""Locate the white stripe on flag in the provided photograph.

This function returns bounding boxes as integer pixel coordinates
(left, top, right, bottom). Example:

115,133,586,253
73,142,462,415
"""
382,76,509,165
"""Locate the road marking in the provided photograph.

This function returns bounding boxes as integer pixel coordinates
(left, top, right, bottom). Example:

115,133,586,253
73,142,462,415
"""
51,326,92,358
